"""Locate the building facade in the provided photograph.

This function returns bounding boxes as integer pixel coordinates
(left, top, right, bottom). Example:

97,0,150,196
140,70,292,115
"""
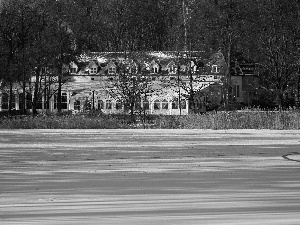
0,51,258,114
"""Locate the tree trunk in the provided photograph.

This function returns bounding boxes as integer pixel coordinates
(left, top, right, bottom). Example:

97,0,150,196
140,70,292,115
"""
8,80,13,115
275,88,283,109
225,35,232,111
22,81,26,114
33,68,40,116
57,72,62,113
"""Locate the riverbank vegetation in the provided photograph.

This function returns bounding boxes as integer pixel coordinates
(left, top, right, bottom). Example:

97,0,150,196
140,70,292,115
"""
1,108,300,129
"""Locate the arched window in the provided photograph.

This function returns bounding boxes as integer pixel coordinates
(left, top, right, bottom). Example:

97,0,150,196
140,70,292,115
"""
61,93,68,109
181,99,186,109
106,99,112,109
108,66,116,74
142,99,149,110
116,100,122,110
10,93,15,109
1,93,8,110
152,65,159,74
172,98,179,109
212,65,220,73
26,93,32,109
98,100,104,109
74,100,80,110
54,93,67,109
162,99,168,109
154,99,160,110
19,93,24,111
134,100,141,110
36,95,43,109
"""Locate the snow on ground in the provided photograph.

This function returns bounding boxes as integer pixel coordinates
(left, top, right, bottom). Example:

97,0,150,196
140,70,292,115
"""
1,130,300,225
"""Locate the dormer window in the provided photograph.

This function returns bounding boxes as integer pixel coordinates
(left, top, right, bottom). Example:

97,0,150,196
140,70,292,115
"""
180,65,187,72
41,67,48,74
131,67,136,74
108,67,116,74
212,65,220,73
169,65,177,74
152,66,158,74
90,67,97,74
70,68,77,74
132,66,138,74
128,66,137,74
69,62,78,74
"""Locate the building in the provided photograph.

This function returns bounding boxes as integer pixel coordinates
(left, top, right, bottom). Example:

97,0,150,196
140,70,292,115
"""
0,51,258,114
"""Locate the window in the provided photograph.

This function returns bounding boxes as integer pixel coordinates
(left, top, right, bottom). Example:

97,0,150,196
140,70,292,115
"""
108,67,116,74
10,93,15,109
232,85,240,98
152,66,158,74
36,95,43,109
134,100,141,110
154,99,160,110
19,93,24,111
90,67,97,74
106,100,112,109
61,93,68,109
181,99,186,109
98,100,104,109
74,100,80,110
70,68,77,74
41,67,47,74
44,94,50,110
116,100,122,110
142,100,149,110
172,98,179,109
169,65,177,74
54,93,68,109
1,93,8,110
131,67,137,74
26,93,32,109
180,65,187,72
199,102,203,109
54,94,58,109
128,66,137,74
162,99,168,109
212,65,220,73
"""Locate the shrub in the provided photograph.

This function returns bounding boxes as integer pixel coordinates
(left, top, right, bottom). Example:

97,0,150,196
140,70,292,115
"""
1,108,300,129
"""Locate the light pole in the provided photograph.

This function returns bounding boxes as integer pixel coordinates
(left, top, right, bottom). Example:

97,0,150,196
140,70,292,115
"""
90,90,95,110
295,60,300,108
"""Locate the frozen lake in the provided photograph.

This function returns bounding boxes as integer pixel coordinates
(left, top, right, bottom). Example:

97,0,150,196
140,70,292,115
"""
1,130,300,224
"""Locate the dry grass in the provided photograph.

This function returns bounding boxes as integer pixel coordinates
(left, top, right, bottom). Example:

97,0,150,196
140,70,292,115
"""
1,108,300,129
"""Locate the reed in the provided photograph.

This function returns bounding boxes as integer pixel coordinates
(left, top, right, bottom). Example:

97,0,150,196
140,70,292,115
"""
1,108,300,129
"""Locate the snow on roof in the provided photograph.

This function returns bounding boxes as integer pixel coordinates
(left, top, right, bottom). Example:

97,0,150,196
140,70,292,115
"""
96,57,107,63
148,51,175,59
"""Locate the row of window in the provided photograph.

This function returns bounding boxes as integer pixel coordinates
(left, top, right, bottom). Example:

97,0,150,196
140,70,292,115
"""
1,93,68,110
70,64,220,75
73,99,188,111
2,93,206,111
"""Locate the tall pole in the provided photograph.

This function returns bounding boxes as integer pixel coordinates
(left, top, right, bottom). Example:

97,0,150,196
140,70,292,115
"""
298,66,300,107
177,51,182,115
92,90,95,110
189,42,194,114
